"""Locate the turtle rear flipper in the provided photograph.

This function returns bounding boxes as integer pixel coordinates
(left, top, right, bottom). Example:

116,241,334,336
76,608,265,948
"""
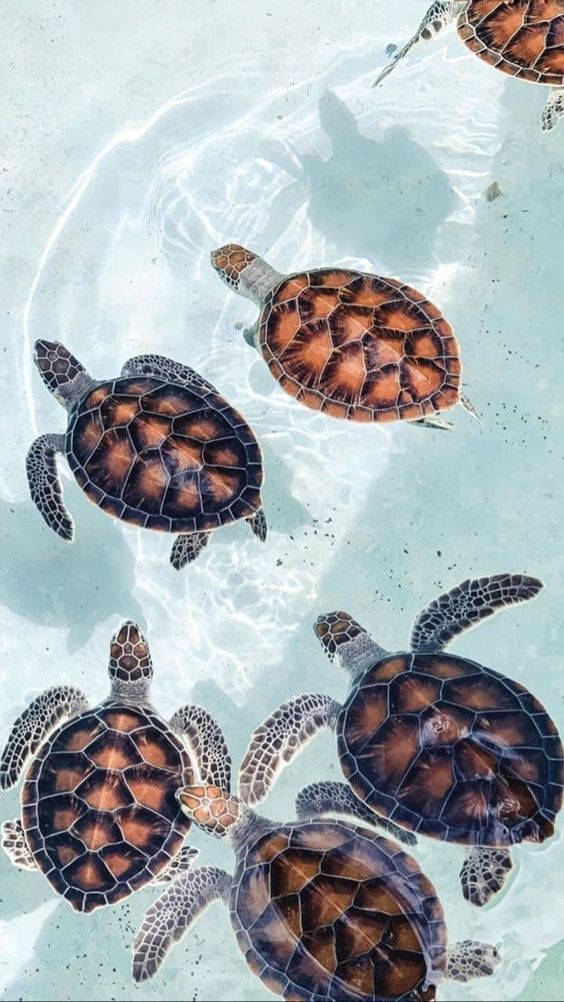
26,434,74,541
543,87,564,132
446,940,501,982
0,685,89,789
247,509,267,542
410,573,543,653
170,532,210,569
239,694,340,806
132,867,231,983
296,780,417,846
460,847,513,907
2,819,36,870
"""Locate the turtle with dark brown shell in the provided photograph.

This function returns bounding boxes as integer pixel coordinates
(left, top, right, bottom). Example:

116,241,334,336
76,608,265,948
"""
27,341,266,568
211,245,475,431
240,573,564,909
132,773,499,998
0,621,231,921
374,0,564,131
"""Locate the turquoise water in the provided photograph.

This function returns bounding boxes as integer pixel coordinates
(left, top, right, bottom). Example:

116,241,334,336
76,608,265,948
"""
1,1,563,999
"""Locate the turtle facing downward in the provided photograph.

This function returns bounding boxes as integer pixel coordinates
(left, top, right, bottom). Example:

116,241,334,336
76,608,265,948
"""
211,245,472,431
0,621,231,916
132,776,499,999
374,0,564,132
27,341,266,568
240,574,564,908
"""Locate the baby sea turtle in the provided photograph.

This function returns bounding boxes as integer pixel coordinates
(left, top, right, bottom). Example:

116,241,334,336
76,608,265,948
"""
240,574,563,907
27,341,266,568
374,0,564,132
211,245,473,431
132,778,499,998
0,621,231,914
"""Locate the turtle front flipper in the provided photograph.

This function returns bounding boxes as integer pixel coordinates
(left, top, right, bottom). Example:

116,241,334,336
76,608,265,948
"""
1,819,37,870
446,940,501,982
26,433,74,541
170,532,210,569
247,508,267,542
373,0,464,88
410,573,544,654
460,847,513,908
296,780,417,847
132,866,232,982
169,704,232,790
121,353,218,394
152,846,199,885
238,694,341,805
0,685,89,789
543,87,564,132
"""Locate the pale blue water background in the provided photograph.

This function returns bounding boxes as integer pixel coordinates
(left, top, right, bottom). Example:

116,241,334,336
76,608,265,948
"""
1,1,563,999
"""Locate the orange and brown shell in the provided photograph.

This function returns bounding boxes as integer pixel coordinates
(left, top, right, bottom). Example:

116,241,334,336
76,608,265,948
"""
21,704,194,912
338,653,564,846
65,376,263,533
258,269,460,423
459,1,564,85
230,819,447,1002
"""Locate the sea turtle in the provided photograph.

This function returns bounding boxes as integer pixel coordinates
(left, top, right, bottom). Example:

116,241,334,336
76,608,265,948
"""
240,573,564,907
132,778,500,999
27,341,266,568
373,0,564,132
211,245,473,431
0,621,232,916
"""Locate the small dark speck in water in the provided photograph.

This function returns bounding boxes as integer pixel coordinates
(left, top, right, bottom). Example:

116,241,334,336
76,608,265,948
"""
484,181,503,201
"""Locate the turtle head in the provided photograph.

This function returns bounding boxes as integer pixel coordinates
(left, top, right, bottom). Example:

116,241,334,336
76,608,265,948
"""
314,611,387,682
108,621,153,701
33,340,92,408
177,785,241,837
210,243,283,306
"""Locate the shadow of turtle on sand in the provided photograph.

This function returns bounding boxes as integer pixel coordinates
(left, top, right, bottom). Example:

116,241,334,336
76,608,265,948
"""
0,487,144,653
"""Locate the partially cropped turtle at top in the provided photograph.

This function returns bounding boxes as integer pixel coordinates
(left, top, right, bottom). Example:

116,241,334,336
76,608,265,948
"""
0,621,231,916
27,341,266,568
211,244,474,431
374,0,564,132
241,574,564,908
132,778,499,998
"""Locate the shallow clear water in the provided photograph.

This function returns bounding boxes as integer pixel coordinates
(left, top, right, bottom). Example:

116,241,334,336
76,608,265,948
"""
1,1,563,1000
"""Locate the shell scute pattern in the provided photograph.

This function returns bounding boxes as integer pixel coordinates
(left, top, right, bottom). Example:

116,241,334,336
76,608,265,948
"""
339,653,564,846
231,821,447,1002
66,376,262,533
260,270,461,423
22,704,193,911
459,0,564,84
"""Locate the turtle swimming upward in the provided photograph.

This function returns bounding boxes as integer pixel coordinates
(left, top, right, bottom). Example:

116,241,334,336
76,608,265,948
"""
240,574,564,908
211,244,475,431
132,762,499,998
27,341,266,568
0,621,231,919
374,0,564,132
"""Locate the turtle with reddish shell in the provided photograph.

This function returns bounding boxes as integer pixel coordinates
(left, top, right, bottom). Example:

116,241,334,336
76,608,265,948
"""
27,341,266,568
211,244,474,431
0,622,231,918
132,776,499,999
240,574,564,908
374,0,564,131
